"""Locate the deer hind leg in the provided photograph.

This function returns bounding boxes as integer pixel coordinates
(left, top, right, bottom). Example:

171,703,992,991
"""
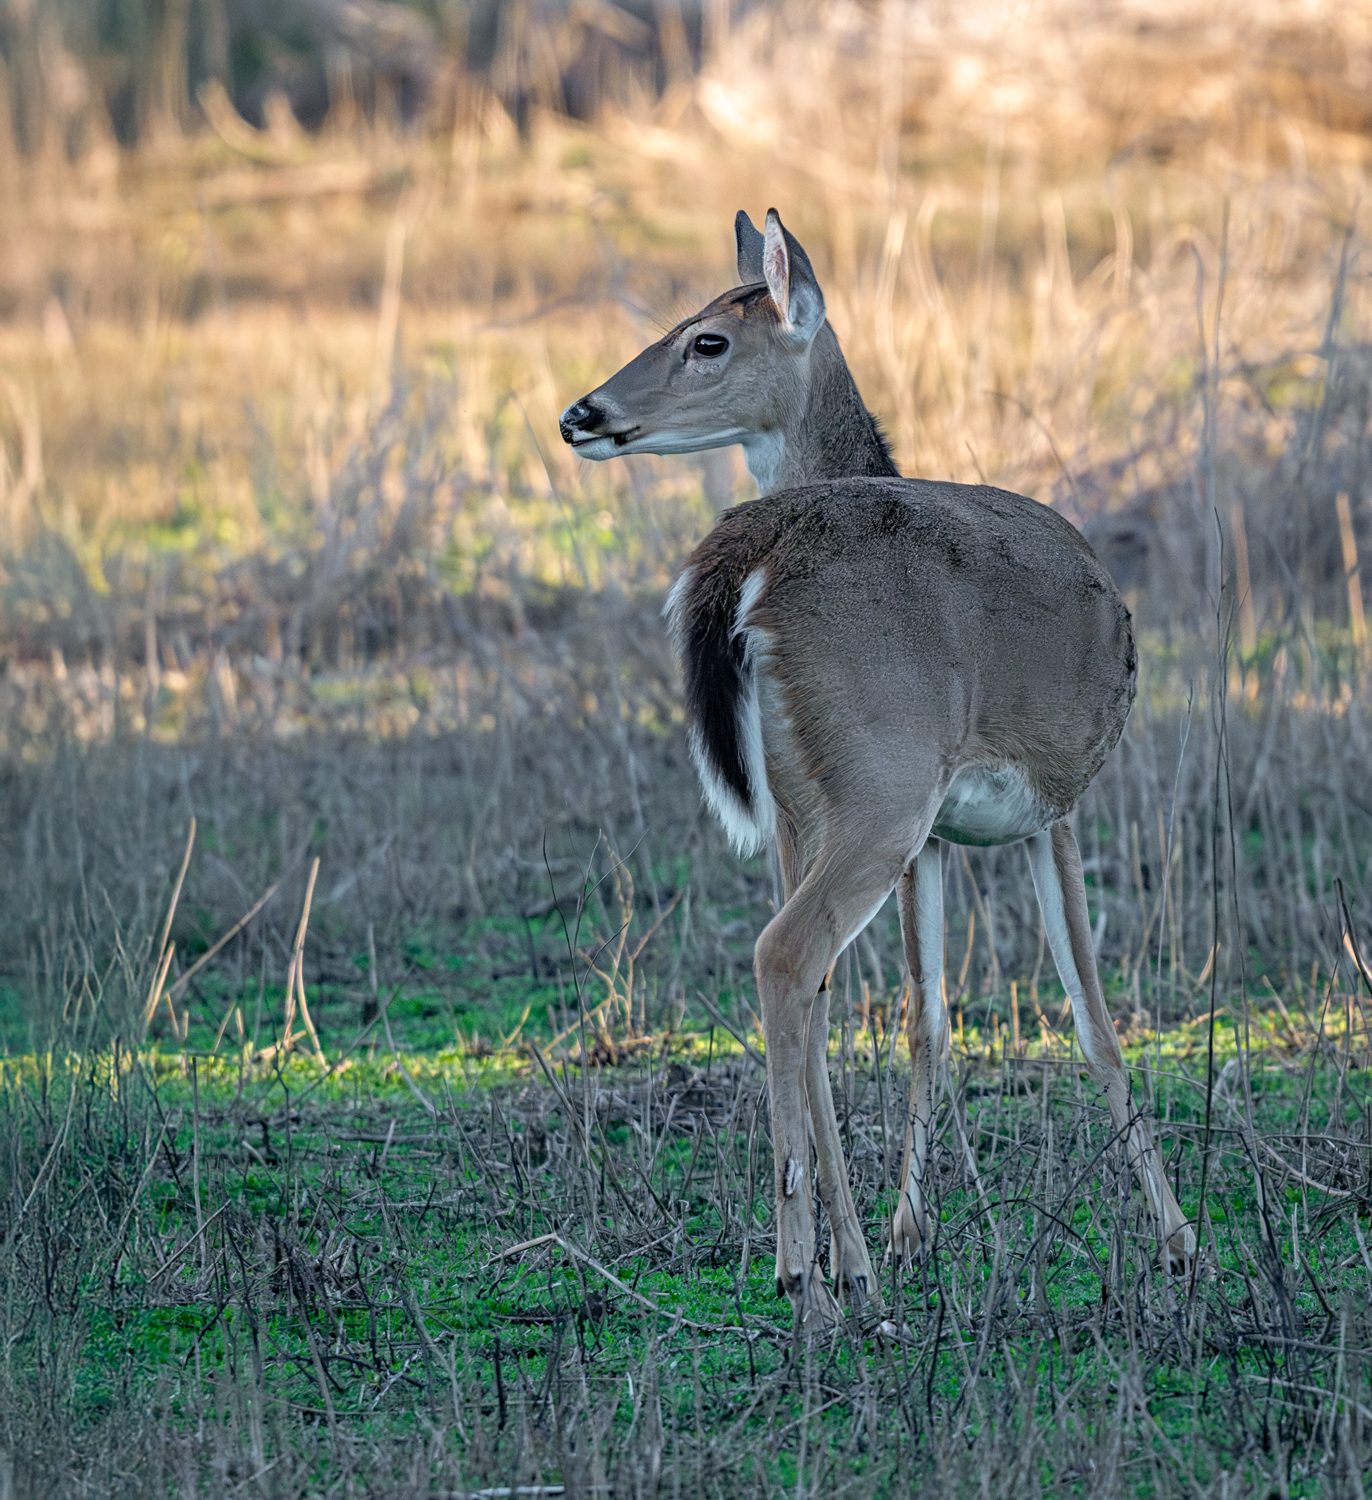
755,831,911,1328
772,811,883,1316
1027,821,1195,1272
890,837,947,1264
805,976,882,1314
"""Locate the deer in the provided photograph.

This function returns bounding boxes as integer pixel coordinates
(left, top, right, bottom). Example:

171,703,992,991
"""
559,208,1195,1327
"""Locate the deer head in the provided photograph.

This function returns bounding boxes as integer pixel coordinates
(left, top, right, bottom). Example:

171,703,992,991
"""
559,209,881,495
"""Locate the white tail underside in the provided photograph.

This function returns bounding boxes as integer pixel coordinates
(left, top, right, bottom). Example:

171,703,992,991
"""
666,565,778,858
705,567,775,856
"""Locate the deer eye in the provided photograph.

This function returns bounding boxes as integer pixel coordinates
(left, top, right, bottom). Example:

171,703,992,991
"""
691,333,729,358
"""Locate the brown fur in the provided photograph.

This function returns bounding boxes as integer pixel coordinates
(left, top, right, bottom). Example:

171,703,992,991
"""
678,476,1135,823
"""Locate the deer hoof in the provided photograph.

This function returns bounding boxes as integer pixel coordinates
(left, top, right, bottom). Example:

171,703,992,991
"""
831,1228,883,1314
799,1275,844,1330
843,1270,871,1309
1162,1223,1198,1277
889,1193,929,1267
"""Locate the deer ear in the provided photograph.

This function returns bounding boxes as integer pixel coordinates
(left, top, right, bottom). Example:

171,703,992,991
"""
763,209,825,347
735,210,766,284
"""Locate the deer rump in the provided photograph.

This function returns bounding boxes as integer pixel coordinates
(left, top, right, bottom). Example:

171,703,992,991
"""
664,476,1138,859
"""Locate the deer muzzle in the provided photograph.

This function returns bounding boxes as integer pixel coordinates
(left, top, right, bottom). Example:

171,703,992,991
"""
559,396,639,457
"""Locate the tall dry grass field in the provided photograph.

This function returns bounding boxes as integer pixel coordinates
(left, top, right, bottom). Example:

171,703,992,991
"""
3,1,1372,1495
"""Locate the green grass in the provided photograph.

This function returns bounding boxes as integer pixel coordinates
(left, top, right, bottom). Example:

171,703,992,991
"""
4,987,1372,1497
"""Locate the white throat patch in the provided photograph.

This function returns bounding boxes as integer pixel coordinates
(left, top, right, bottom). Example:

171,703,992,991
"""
741,432,786,494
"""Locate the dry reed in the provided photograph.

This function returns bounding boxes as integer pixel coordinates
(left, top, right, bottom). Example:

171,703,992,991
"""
2,2,1372,1494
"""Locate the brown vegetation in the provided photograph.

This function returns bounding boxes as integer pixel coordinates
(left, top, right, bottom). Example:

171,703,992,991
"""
2,0,1372,1031
4,4,1372,1490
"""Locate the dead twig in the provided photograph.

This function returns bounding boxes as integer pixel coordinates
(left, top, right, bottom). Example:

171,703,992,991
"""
142,818,196,1032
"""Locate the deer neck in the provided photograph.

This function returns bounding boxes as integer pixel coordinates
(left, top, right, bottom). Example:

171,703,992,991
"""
741,323,899,494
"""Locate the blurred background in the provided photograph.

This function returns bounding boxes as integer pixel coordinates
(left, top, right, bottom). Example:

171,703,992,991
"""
2,0,1371,1052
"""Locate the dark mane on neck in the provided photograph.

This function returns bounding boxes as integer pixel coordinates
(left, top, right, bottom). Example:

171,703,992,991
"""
806,332,901,480
862,404,899,477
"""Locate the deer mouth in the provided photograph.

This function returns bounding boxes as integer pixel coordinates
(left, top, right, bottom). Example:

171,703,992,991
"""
570,425,637,447
567,426,639,455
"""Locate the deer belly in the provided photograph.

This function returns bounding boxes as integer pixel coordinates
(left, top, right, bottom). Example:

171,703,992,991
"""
931,766,1054,847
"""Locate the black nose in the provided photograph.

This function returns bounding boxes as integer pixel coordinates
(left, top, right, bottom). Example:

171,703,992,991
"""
559,399,599,443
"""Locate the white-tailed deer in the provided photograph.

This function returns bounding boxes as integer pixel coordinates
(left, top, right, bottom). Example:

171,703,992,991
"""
561,209,1195,1326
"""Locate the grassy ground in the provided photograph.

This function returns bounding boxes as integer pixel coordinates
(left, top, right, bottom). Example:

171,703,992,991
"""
5,2,1372,1494
6,968,1372,1497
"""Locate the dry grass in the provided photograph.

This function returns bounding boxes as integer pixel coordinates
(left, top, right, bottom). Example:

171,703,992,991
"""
3,0,1371,600
4,0,1372,1494
2,0,1371,1028
4,985,1372,1497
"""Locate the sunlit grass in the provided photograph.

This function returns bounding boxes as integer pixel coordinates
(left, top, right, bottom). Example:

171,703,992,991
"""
5,4,1372,1492
6,994,1372,1494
